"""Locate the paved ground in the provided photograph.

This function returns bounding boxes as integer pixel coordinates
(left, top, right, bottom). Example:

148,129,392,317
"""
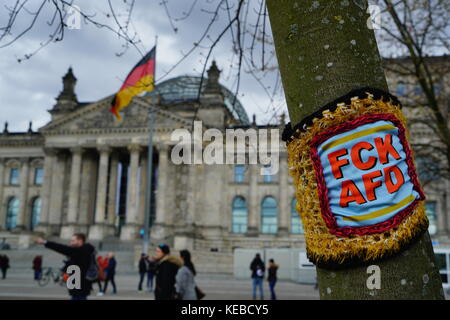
0,272,320,300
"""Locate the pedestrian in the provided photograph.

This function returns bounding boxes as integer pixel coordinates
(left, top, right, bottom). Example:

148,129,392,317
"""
175,249,197,300
154,243,182,300
32,255,43,280
35,233,95,300
147,257,156,292
249,253,265,300
267,259,279,300
0,254,9,279
102,252,117,294
96,255,108,296
138,253,148,292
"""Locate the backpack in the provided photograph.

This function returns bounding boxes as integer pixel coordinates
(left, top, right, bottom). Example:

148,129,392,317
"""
85,251,100,282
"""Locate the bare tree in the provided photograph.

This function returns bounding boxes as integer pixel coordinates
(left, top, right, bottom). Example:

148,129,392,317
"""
377,0,450,181
0,0,144,61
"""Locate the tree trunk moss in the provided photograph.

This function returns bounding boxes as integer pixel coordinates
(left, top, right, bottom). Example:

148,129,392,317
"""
266,0,444,299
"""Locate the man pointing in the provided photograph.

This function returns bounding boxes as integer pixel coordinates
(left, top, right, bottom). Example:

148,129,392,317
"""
35,233,95,300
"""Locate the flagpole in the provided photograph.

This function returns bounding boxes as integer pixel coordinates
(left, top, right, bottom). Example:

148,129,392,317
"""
143,37,157,255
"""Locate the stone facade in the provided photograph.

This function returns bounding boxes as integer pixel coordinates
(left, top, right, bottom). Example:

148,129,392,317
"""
0,59,449,254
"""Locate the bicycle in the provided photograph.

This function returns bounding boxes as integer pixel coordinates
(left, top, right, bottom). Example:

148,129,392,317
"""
37,267,65,287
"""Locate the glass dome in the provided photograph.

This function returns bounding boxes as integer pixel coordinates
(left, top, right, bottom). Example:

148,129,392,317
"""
147,76,249,124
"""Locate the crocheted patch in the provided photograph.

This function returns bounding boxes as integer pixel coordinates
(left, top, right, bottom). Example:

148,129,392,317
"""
284,88,429,269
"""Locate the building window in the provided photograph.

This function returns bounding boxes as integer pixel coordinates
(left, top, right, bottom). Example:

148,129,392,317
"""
234,165,246,183
434,82,442,96
232,196,248,233
261,196,277,234
34,168,44,185
416,156,441,183
262,165,274,183
30,197,42,230
9,168,19,185
6,197,19,230
425,201,437,235
414,84,423,96
291,199,304,234
396,81,406,96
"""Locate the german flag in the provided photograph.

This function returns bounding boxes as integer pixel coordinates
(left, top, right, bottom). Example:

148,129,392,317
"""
110,46,156,120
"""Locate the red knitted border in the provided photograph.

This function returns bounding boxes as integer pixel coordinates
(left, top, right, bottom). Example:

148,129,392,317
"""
309,113,425,237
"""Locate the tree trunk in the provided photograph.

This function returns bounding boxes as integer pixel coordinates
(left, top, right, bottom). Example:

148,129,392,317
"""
266,0,444,299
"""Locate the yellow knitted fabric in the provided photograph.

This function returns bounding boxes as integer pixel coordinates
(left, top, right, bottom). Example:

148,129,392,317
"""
287,94,429,268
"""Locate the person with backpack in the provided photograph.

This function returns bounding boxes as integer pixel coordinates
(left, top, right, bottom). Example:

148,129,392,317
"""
94,255,109,296
102,252,117,295
250,253,265,300
138,253,148,292
35,233,96,300
147,256,157,292
32,255,43,280
267,259,279,300
0,254,9,279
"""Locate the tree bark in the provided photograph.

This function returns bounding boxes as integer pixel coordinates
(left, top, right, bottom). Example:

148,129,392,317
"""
266,0,444,299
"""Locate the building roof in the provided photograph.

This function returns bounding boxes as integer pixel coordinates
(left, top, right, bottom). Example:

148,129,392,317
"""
146,75,250,124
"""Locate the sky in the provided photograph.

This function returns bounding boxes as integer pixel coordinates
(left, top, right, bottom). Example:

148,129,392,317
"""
0,1,446,132
0,0,286,132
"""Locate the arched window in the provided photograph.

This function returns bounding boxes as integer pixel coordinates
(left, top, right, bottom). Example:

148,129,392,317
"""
30,197,42,230
261,196,277,234
232,196,248,233
291,198,304,234
6,197,19,230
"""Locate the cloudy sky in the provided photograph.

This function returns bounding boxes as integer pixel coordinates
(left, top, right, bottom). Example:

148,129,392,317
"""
0,0,288,132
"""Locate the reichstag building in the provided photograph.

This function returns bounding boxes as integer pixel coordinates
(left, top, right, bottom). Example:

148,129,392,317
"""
0,60,448,266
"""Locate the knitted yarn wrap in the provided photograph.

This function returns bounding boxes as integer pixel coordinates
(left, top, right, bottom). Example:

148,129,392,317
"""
284,88,428,269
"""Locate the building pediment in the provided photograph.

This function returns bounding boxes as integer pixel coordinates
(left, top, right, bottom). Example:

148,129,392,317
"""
39,95,193,135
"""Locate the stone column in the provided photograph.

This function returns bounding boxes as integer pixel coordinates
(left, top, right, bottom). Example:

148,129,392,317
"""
174,158,196,251
49,151,66,235
77,152,97,234
120,144,141,240
35,148,56,234
278,154,289,235
0,158,5,230
246,164,259,236
16,157,30,230
436,195,445,237
442,180,450,238
138,154,147,226
60,147,84,238
153,144,169,240
89,146,114,240
107,152,119,226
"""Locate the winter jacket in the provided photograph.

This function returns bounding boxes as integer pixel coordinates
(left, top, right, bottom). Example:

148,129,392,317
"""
267,264,279,282
0,256,9,269
154,255,183,300
32,257,42,271
45,241,95,297
147,260,157,274
175,266,197,300
250,258,265,278
105,257,116,277
138,257,148,273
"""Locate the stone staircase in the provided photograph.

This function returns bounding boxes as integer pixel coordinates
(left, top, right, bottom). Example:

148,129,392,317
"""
1,238,138,275
1,237,235,276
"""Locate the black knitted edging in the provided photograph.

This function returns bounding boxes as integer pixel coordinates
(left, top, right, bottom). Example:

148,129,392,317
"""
281,87,402,143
